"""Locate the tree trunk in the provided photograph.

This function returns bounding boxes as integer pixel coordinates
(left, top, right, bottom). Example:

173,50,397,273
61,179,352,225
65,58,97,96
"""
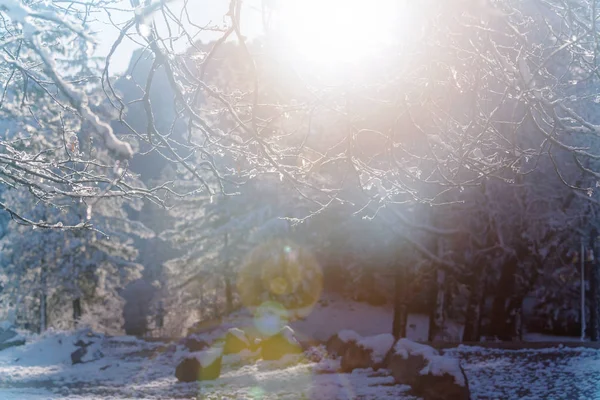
429,268,446,341
72,298,82,326
392,269,408,339
490,257,518,341
39,262,47,333
507,296,524,340
40,292,47,333
589,231,600,341
224,233,234,314
515,306,523,341
155,300,164,330
477,278,488,338
463,269,484,342
224,276,233,314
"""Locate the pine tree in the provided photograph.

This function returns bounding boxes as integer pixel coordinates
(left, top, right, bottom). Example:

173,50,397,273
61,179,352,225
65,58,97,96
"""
0,188,153,334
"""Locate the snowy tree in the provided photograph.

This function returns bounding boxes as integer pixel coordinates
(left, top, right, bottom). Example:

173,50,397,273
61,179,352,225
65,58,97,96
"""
160,173,300,332
0,188,153,333
2,0,600,224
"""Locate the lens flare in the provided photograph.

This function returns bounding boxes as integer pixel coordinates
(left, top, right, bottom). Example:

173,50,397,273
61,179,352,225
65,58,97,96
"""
253,301,288,337
237,240,323,316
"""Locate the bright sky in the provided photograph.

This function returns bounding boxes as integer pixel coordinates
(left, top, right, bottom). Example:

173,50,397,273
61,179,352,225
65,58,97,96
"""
92,0,408,76
91,0,262,74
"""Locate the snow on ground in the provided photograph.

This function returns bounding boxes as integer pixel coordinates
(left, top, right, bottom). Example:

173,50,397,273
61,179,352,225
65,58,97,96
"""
291,295,421,342
202,294,459,344
0,330,414,399
3,299,600,399
3,328,600,399
446,346,600,400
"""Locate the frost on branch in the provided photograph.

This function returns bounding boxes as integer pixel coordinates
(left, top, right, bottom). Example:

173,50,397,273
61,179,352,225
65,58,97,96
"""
0,0,133,159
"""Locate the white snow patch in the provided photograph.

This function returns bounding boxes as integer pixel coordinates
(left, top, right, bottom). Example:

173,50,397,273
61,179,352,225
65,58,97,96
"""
280,325,300,345
0,320,14,331
394,339,465,386
188,294,459,346
116,335,145,344
393,338,439,360
228,327,249,345
420,355,465,386
313,357,341,373
358,333,395,363
1,331,80,366
192,348,222,367
222,349,259,364
337,329,362,343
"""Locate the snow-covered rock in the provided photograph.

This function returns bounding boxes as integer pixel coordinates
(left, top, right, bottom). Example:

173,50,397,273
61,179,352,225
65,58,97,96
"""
388,339,470,400
0,322,24,351
70,336,104,365
260,326,302,361
180,337,208,352
339,333,395,372
325,329,361,358
223,328,250,355
358,333,395,364
175,348,222,382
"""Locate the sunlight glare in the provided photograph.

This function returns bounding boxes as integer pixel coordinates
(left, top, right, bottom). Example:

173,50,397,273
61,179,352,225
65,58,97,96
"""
275,0,400,67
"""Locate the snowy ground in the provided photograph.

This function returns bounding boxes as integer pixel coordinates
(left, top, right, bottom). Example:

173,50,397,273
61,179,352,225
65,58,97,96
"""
0,332,414,400
2,331,600,399
2,297,599,399
199,295,462,344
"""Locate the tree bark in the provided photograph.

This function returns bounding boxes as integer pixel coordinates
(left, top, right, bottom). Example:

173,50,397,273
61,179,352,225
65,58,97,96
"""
40,292,47,333
224,276,233,314
224,233,234,314
507,296,524,340
428,268,446,341
490,257,518,341
392,269,408,339
428,238,447,341
39,261,47,333
463,268,484,342
72,298,81,326
589,230,600,341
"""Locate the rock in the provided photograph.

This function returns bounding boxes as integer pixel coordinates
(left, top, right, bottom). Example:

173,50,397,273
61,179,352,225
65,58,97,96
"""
187,317,223,337
71,337,103,365
0,323,24,351
260,326,302,361
388,339,470,400
411,372,471,400
0,328,18,344
175,349,222,382
340,341,374,372
325,330,361,358
251,338,262,352
0,339,25,351
71,347,88,365
304,345,328,363
71,339,92,365
340,333,395,372
223,328,250,355
182,337,208,352
74,339,92,348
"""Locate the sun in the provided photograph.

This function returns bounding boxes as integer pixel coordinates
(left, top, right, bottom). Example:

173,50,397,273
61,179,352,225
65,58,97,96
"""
271,0,401,68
